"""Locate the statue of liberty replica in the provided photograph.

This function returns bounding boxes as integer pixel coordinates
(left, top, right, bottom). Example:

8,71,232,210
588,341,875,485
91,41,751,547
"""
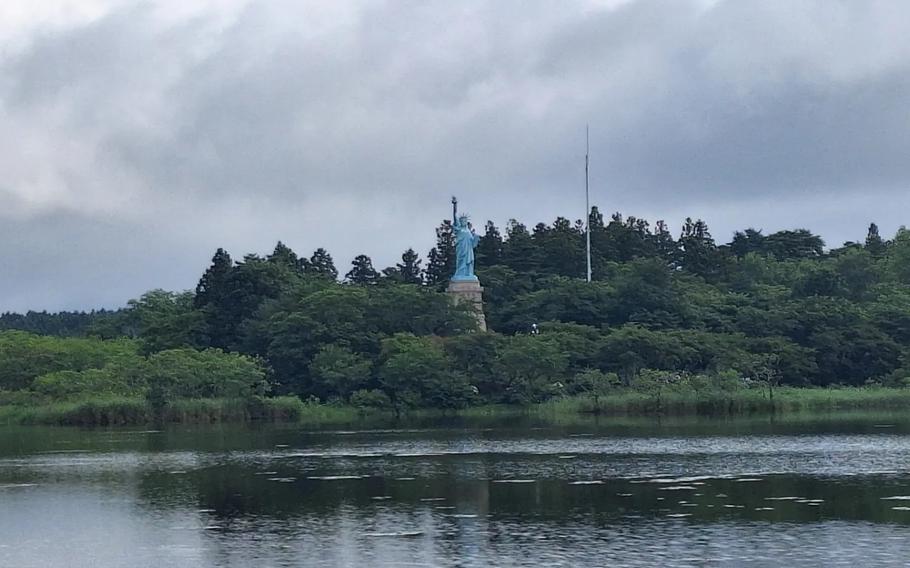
448,196,487,331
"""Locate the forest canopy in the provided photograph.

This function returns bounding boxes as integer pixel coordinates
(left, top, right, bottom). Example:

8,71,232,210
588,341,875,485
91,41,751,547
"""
3,211,910,413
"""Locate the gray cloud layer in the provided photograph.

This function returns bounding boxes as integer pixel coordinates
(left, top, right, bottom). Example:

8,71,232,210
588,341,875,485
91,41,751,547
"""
2,0,910,311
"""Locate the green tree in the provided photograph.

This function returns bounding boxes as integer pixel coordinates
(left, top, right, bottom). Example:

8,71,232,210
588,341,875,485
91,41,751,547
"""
570,368,619,409
194,248,233,309
144,348,268,414
127,290,206,354
865,222,887,257
200,255,298,351
346,254,380,285
730,228,766,258
308,248,338,280
263,287,373,395
501,220,539,273
533,217,585,277
425,221,455,288
476,221,504,266
268,241,306,273
308,345,372,400
602,213,657,262
491,335,569,403
0,331,136,391
764,229,825,260
597,325,694,381
377,333,470,413
834,248,878,301
677,218,724,279
652,220,677,264
396,248,423,284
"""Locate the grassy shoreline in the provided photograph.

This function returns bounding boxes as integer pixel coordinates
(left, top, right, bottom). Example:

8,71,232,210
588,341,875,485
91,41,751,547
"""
3,386,910,427
0,396,311,426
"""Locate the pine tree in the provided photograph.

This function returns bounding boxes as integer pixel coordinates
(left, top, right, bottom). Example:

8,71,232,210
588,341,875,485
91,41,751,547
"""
764,229,824,259
866,222,887,257
587,206,608,275
653,220,677,263
588,206,605,230
475,221,503,266
210,254,291,351
677,217,722,277
267,241,304,272
534,216,584,277
425,220,455,288
501,220,538,273
309,248,338,280
194,248,233,309
396,248,423,284
346,254,380,285
730,228,766,258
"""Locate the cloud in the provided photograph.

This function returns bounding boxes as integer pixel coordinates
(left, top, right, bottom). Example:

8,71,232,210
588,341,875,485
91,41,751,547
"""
1,0,909,311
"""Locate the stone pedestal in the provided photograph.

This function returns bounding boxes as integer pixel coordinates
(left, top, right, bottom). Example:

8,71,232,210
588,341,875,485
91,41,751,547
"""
447,279,487,331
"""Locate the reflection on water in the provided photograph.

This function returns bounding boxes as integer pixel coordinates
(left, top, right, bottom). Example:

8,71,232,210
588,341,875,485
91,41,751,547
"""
2,412,910,566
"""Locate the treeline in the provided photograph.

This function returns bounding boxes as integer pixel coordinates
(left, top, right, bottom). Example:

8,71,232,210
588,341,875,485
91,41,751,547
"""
3,211,910,418
0,309,124,337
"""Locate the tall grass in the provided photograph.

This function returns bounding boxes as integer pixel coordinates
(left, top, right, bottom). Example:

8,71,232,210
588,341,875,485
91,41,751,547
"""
535,386,910,417
0,397,149,426
3,386,910,427
0,395,309,426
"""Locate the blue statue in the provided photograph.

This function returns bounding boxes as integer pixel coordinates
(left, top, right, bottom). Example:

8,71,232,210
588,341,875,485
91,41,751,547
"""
451,196,480,281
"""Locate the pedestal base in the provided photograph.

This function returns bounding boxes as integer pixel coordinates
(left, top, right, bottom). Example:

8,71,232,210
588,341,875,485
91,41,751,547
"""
447,279,487,331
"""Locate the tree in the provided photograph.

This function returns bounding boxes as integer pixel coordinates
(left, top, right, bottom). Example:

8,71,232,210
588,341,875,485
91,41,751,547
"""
498,277,613,332
570,368,619,409
476,221,504,266
834,248,878,301
866,222,887,257
764,229,825,260
346,254,380,285
425,221,455,288
491,335,568,403
608,258,679,328
396,248,423,284
127,290,205,354
0,331,136,391
262,287,373,394
202,255,297,351
0,310,115,338
268,241,306,273
652,220,677,264
533,217,585,277
308,345,371,400
309,248,338,280
600,213,656,263
377,333,470,413
501,220,538,273
677,218,724,279
730,228,766,258
194,248,233,309
886,228,910,282
144,348,268,415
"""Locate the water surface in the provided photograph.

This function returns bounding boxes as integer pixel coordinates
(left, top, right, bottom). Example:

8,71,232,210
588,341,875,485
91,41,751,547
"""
2,412,910,567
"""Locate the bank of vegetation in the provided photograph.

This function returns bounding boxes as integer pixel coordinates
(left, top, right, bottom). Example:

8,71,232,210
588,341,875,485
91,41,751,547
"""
3,210,910,425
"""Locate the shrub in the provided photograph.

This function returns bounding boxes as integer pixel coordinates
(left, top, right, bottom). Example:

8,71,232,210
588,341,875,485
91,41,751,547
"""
350,389,392,410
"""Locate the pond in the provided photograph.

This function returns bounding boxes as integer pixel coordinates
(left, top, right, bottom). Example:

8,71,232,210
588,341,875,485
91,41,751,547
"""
2,412,910,567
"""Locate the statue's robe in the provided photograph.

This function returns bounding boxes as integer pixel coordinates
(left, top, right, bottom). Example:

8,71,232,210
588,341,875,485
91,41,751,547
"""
454,225,480,280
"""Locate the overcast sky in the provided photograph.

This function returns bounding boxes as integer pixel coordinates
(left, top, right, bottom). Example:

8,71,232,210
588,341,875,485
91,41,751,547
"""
2,0,909,312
